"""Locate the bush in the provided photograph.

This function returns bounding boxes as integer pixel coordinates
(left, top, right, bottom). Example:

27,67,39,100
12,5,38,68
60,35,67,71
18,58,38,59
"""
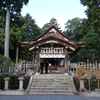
0,55,14,72
0,75,4,89
73,76,98,91
9,76,30,90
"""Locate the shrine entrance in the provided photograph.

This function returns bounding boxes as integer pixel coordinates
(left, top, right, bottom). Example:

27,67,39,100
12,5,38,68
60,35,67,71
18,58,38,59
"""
20,25,85,73
40,58,64,71
39,46,65,71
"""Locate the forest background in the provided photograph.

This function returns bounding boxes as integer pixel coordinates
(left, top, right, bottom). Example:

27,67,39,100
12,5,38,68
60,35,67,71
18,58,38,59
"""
0,0,100,64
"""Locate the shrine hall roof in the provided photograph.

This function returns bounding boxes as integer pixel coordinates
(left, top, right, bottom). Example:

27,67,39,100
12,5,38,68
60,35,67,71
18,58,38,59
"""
20,25,86,55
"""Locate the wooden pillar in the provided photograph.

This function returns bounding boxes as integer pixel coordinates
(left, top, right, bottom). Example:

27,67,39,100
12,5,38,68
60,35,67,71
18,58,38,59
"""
64,48,68,73
36,48,40,72
67,54,70,72
32,52,34,62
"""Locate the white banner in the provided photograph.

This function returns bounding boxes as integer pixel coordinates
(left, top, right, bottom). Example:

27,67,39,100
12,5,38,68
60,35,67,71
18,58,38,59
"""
40,54,65,58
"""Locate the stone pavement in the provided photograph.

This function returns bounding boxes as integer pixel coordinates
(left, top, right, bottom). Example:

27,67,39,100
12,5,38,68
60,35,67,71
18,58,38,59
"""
0,90,100,98
79,91,100,98
0,90,25,95
0,95,100,100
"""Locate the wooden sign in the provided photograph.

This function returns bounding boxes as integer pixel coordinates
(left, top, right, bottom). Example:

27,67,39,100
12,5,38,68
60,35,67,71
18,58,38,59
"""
86,69,91,79
77,69,82,79
96,70,100,79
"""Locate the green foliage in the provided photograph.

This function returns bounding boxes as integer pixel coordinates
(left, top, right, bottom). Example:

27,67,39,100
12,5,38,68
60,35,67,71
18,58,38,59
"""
0,0,29,16
19,48,32,61
21,13,41,41
0,55,14,72
77,0,100,62
63,1,100,62
74,75,99,91
41,23,50,34
64,17,83,41
49,18,61,29
0,16,5,50
10,15,23,49
0,0,29,58
41,18,61,33
80,0,100,34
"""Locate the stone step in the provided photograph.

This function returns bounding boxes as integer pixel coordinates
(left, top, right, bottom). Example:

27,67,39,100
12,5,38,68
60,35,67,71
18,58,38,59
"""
29,90,74,95
34,75,70,78
31,86,72,89
33,78,70,80
34,78,70,80
32,81,70,84
34,74,67,76
29,92,74,95
32,80,71,84
31,84,71,87
31,84,72,87
33,78,71,81
32,83,70,86
34,76,70,79
34,76,68,77
28,74,74,95
33,80,71,84
30,87,73,90
29,89,73,92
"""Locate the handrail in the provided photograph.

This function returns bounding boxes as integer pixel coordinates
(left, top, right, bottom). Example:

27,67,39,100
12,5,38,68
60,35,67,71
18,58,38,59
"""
70,76,78,95
25,75,34,94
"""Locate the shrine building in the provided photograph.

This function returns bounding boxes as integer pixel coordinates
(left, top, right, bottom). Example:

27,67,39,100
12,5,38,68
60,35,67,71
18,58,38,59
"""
20,25,86,73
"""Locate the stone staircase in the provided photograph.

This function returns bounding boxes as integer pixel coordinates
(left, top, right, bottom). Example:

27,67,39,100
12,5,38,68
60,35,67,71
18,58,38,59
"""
28,74,76,95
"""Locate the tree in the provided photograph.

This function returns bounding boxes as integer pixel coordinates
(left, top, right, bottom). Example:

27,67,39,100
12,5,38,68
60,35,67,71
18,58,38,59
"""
41,23,50,34
79,0,100,62
80,0,100,36
64,17,83,41
64,16,99,62
41,18,61,33
79,27,100,61
9,13,41,63
21,14,41,41
0,16,5,55
0,0,29,57
49,18,61,30
10,15,24,63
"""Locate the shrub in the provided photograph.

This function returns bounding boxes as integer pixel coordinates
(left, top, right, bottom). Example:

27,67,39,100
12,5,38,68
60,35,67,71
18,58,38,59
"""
0,55,14,72
0,75,4,89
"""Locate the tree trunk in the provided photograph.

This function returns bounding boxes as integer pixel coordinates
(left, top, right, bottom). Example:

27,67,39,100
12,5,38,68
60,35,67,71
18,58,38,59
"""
16,45,19,64
4,8,10,57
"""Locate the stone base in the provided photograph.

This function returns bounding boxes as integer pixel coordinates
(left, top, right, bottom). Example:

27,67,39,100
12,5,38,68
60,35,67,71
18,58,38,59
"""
4,89,9,91
18,89,24,91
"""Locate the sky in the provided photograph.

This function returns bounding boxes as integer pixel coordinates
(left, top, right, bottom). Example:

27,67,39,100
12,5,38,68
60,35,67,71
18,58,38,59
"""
21,0,87,31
